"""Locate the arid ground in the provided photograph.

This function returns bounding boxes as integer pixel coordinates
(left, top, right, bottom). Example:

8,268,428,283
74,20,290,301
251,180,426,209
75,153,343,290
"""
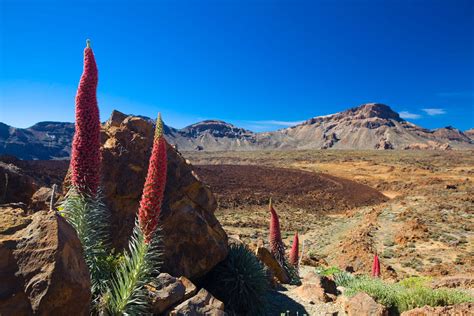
188,150,474,280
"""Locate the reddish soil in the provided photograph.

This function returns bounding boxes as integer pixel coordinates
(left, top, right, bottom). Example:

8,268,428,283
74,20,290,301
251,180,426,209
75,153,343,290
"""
194,164,387,212
0,156,69,188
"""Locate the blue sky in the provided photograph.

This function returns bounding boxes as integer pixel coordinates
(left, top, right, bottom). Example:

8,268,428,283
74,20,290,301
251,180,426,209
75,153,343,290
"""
0,0,473,132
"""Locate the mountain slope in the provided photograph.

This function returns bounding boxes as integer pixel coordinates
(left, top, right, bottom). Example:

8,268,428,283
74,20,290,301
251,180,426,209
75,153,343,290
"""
258,103,473,150
1,103,472,159
0,121,75,160
166,120,258,151
463,128,474,140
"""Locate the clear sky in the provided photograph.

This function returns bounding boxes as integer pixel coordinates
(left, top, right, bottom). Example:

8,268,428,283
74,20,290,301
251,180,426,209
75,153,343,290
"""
0,0,473,132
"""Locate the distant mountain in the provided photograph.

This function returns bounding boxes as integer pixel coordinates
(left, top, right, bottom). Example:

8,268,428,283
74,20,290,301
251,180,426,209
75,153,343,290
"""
257,103,474,150
1,103,472,160
465,128,474,140
166,120,258,151
0,121,74,160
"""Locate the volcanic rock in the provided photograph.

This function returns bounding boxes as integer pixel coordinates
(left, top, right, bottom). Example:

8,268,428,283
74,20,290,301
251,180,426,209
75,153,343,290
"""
179,276,198,300
292,282,334,303
148,273,186,315
375,137,394,150
30,186,59,211
344,292,388,316
101,111,228,279
166,288,226,316
0,208,91,315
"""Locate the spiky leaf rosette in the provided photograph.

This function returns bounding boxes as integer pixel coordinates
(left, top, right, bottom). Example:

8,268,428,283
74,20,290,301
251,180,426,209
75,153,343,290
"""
289,231,299,267
60,188,110,300
205,244,269,316
269,199,285,266
104,221,163,315
70,39,101,196
138,114,167,243
372,254,381,278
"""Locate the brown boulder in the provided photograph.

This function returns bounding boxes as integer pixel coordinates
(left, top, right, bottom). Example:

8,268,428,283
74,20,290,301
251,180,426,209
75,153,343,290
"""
401,303,473,316
255,246,290,284
293,271,338,303
148,273,185,314
0,208,91,315
167,288,226,316
100,111,228,279
30,186,60,212
292,283,332,303
344,292,388,316
179,276,198,300
0,159,38,205
302,271,338,295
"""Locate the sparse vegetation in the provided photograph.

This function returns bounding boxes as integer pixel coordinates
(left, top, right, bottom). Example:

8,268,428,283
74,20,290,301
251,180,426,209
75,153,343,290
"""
343,275,474,313
316,266,343,276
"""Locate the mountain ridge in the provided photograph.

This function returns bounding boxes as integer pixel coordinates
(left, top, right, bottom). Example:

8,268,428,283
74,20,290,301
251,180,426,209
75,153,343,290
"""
1,103,472,159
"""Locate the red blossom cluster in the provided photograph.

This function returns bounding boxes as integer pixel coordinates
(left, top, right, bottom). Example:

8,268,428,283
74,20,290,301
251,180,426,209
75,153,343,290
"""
70,40,101,196
372,254,381,278
289,231,299,266
269,198,285,265
138,114,168,243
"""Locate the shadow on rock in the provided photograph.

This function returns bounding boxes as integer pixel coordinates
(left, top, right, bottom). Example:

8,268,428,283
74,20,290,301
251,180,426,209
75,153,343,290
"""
266,290,309,315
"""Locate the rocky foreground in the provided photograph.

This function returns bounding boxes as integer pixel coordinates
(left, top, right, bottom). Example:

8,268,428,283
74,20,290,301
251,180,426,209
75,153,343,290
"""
1,112,473,315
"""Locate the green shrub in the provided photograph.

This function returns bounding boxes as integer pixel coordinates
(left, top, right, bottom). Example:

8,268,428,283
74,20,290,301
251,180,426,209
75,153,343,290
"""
316,266,343,277
334,271,355,287
343,275,474,313
205,244,269,315
344,276,400,308
398,276,431,289
395,287,473,312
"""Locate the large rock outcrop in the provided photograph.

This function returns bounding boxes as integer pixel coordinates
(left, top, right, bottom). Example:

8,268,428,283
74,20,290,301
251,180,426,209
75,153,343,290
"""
101,110,228,279
0,207,91,315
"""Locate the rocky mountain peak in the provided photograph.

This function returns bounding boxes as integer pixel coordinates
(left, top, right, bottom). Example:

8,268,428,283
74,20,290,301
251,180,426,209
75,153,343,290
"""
179,120,254,138
346,103,402,121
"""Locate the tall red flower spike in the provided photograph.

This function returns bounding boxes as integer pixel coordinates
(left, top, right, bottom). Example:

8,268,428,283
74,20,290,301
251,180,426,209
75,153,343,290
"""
138,114,168,243
70,39,101,196
269,198,285,265
289,231,299,266
372,254,381,278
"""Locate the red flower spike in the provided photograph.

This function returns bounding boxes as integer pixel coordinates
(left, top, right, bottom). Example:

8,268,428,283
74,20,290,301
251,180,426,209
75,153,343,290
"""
138,113,168,243
289,231,299,266
372,254,381,278
70,39,101,196
269,198,285,265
